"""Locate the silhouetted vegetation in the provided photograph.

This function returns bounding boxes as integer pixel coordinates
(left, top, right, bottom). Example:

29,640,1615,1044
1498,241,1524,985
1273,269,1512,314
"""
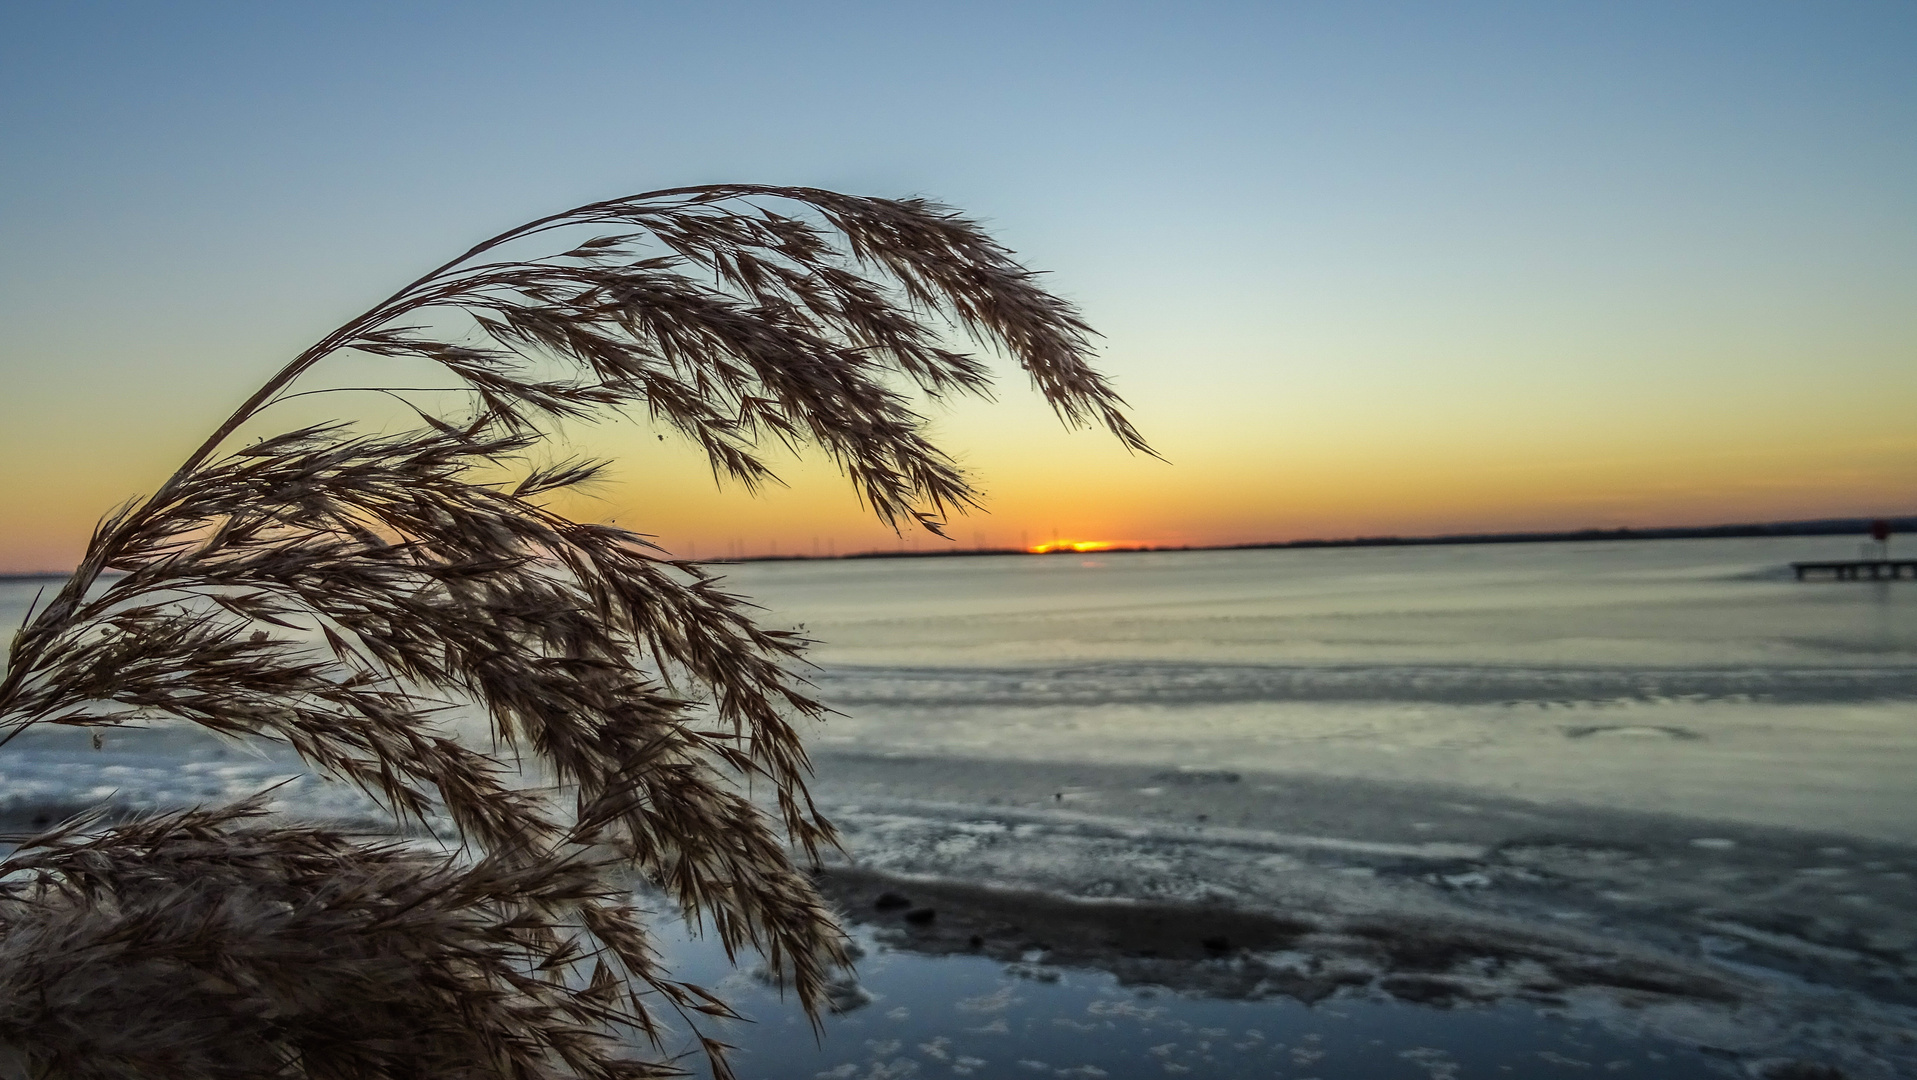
0,185,1140,1079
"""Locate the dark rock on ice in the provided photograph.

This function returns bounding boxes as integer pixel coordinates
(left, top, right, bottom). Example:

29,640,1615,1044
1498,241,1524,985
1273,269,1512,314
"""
1379,973,1479,1006
1152,768,1241,784
822,975,873,1014
1751,1060,1848,1080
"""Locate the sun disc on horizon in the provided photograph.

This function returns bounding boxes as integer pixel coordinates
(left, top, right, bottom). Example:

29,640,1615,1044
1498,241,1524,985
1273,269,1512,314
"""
1029,540,1116,554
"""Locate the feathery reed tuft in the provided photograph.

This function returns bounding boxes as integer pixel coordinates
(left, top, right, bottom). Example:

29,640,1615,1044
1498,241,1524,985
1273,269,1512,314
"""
0,185,1143,1078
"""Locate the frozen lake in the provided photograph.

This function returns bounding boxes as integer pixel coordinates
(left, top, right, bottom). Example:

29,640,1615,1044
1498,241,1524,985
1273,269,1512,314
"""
724,535,1917,842
4,535,1914,1076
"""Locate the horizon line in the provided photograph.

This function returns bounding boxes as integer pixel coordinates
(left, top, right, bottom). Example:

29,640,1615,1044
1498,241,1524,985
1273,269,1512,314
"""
5,513,1909,580
713,512,1916,565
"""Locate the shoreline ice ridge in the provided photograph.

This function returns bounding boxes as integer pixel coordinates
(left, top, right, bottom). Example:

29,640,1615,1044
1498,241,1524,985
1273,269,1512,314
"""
812,660,1917,708
805,751,1917,1078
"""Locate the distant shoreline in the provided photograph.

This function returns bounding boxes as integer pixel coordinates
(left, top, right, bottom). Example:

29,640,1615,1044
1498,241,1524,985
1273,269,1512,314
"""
743,513,1917,564
2,514,1908,578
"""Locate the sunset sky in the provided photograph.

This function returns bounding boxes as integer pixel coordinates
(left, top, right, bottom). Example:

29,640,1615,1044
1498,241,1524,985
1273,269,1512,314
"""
2,2,1913,571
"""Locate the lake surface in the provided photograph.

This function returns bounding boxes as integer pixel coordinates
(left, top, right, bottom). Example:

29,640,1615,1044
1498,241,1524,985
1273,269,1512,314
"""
3,536,1914,1077
725,536,1917,841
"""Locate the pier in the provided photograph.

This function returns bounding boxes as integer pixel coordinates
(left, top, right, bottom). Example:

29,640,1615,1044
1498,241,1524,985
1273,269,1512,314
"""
1792,559,1917,581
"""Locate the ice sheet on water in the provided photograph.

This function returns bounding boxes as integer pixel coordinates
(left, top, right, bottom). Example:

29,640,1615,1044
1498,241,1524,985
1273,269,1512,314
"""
801,753,1917,1078
810,661,1917,708
720,536,1917,670
0,725,390,827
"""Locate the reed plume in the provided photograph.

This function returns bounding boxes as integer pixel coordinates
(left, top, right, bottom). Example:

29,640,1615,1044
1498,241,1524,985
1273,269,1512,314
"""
0,185,1143,1078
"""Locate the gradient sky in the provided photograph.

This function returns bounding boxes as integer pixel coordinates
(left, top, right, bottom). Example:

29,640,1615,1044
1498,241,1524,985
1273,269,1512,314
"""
2,1,1913,570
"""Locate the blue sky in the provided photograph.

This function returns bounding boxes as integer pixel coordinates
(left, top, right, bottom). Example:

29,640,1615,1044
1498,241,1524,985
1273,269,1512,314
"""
2,1,1913,567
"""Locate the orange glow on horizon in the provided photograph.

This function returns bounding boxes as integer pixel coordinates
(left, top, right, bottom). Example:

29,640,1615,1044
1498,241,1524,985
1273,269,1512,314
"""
1028,539,1117,554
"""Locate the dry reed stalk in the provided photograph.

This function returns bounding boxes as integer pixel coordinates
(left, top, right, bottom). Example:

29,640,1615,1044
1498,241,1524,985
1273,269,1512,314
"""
0,185,1143,1079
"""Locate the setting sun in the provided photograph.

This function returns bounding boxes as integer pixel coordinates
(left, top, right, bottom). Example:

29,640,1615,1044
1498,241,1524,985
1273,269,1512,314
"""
1029,539,1116,554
